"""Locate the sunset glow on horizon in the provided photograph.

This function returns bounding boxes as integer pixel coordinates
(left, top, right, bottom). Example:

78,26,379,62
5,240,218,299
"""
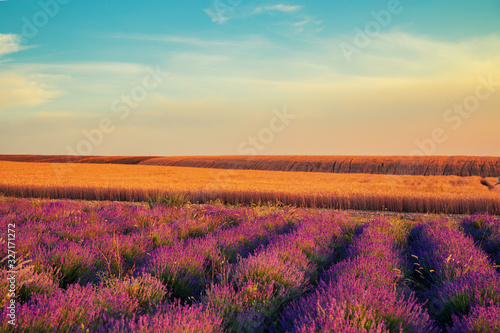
1,0,499,157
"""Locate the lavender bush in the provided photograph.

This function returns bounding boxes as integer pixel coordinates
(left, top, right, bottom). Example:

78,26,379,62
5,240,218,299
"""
448,303,500,333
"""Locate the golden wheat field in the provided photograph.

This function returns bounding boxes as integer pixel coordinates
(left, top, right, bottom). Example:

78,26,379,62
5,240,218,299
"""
1,161,499,214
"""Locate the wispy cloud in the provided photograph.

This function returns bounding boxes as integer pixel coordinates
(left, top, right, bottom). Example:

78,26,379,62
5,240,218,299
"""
329,31,500,77
286,16,323,33
20,62,149,75
0,61,157,113
252,4,302,14
0,34,58,110
204,2,303,24
0,72,62,110
204,7,231,24
0,34,31,58
108,33,269,49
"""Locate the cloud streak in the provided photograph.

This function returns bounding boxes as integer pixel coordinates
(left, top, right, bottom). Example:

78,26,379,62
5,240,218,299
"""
0,72,62,110
108,33,269,49
252,4,302,14
0,34,31,58
204,2,303,24
204,7,231,24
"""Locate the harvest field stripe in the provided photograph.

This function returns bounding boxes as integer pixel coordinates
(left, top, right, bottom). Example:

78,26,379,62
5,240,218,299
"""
1,161,500,215
140,155,500,177
1,155,500,177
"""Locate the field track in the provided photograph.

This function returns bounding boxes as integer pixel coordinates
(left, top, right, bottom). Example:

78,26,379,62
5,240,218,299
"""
1,161,500,214
1,154,499,177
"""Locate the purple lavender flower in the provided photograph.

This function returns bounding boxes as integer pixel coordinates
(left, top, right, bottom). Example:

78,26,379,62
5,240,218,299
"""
102,272,170,314
101,301,224,333
408,221,495,288
31,240,99,287
282,220,438,332
461,213,500,268
148,237,222,300
408,219,500,329
427,271,500,327
9,284,109,332
448,303,500,333
204,212,354,331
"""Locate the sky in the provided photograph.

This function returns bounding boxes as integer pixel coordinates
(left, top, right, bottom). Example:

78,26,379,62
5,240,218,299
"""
0,0,499,157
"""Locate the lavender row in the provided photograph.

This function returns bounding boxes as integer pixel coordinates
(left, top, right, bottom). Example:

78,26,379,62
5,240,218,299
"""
0,198,247,253
282,219,438,332
147,212,298,301
461,212,500,268
408,220,500,331
1,277,223,333
202,212,353,332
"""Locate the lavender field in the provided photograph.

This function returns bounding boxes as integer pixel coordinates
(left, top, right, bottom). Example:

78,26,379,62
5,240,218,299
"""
1,196,500,332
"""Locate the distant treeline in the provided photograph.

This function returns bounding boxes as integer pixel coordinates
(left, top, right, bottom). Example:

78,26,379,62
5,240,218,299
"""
1,154,499,177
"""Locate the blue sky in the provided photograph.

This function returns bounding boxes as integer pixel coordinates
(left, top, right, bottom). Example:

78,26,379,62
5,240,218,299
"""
0,0,499,156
